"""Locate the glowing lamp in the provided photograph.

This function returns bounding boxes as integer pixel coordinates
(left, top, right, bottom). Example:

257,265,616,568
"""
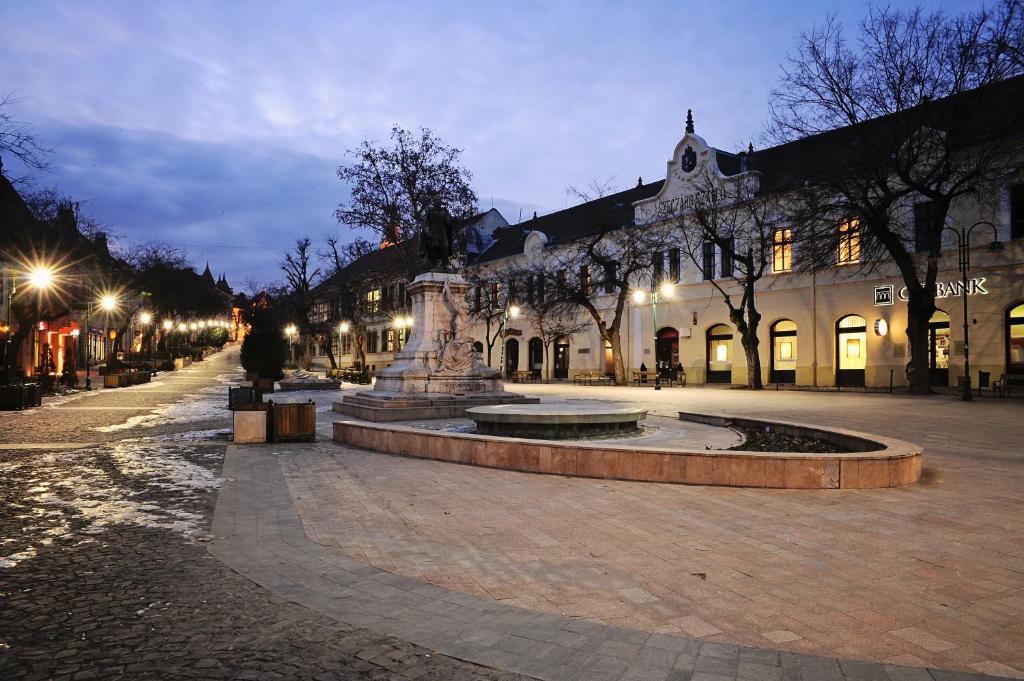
178,323,187,333
631,290,645,304
509,305,521,319
659,282,675,298
28,266,54,289
873,319,888,336
139,312,152,325
101,295,117,311
393,317,405,329
716,344,728,362
404,315,413,327
163,320,173,331
339,322,350,334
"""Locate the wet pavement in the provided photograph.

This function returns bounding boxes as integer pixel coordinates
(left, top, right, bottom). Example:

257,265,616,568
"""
0,347,528,680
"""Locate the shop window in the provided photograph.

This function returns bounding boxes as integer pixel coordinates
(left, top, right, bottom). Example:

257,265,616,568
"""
836,314,867,387
914,201,942,253
706,324,733,383
770,319,797,383
772,228,792,273
838,218,861,264
1008,301,1024,373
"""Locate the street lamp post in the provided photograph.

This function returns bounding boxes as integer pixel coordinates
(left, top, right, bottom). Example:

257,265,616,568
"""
940,221,1003,401
139,311,152,372
632,279,675,390
497,304,520,378
3,266,55,385
285,324,298,366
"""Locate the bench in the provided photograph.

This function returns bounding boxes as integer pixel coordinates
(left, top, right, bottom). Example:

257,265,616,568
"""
573,371,614,386
993,373,1024,397
511,370,539,383
632,370,675,387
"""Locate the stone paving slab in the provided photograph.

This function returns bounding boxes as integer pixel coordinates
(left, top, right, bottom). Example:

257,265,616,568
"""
209,442,1016,680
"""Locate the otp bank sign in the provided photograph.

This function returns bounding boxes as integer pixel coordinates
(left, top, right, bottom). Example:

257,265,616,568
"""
873,278,989,306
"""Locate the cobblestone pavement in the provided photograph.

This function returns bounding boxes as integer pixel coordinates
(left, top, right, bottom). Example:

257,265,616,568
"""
279,383,1023,678
0,348,529,680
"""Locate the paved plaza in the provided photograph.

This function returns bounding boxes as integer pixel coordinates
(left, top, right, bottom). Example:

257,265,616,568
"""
2,351,1023,680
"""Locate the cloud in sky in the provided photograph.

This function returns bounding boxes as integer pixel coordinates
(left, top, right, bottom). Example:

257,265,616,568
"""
1,0,978,285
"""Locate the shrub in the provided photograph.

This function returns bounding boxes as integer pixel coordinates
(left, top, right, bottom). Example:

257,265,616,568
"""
240,311,287,380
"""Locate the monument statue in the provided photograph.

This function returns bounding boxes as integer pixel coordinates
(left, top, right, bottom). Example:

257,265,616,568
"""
418,195,455,271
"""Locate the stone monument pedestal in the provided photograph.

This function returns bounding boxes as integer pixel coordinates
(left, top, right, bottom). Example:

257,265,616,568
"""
333,271,535,422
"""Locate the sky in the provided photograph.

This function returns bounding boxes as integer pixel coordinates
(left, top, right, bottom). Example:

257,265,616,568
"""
1,0,978,288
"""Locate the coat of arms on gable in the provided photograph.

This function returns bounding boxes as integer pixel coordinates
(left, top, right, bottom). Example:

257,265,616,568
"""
681,145,697,173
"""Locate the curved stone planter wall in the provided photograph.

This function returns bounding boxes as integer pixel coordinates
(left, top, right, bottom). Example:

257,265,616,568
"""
333,413,922,489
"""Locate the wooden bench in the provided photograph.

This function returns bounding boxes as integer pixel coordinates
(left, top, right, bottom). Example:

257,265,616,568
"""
993,373,1024,397
573,371,614,386
511,370,539,383
632,370,674,387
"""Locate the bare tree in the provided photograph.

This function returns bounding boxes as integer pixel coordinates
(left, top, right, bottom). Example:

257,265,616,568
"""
281,237,322,369
768,2,1024,393
466,267,512,368
0,93,51,182
336,125,478,249
544,184,675,384
665,168,780,389
512,262,590,382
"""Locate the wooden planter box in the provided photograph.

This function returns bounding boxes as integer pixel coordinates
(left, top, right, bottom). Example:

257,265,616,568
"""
0,384,42,410
174,357,192,370
271,400,316,442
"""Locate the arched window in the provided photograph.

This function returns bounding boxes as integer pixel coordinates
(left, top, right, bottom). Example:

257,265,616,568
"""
770,319,797,384
1008,302,1024,374
706,324,733,384
836,315,867,387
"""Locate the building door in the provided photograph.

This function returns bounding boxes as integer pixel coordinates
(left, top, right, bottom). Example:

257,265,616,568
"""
1007,301,1024,374
836,315,867,387
770,319,797,384
504,338,519,378
604,341,614,376
706,324,733,383
656,327,679,379
928,310,950,386
528,337,544,377
553,337,570,379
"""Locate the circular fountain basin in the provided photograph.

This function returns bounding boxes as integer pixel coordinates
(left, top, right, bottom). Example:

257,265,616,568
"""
466,403,646,440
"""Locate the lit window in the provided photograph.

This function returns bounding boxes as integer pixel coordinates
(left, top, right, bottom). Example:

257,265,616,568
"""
838,218,861,264
772,228,792,273
365,288,381,314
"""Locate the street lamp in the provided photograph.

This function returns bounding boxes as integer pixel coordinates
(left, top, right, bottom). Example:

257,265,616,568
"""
940,221,1003,401
5,265,55,385
498,302,521,378
139,311,153,368
632,279,675,390
285,324,298,366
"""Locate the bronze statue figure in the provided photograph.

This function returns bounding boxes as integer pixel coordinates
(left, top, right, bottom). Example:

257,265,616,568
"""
418,194,455,271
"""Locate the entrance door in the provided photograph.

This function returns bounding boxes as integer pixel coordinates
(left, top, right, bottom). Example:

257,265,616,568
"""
528,337,544,377
770,319,797,384
604,341,614,376
656,327,679,379
553,337,570,379
836,315,867,387
504,338,519,378
706,324,733,383
928,310,950,386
